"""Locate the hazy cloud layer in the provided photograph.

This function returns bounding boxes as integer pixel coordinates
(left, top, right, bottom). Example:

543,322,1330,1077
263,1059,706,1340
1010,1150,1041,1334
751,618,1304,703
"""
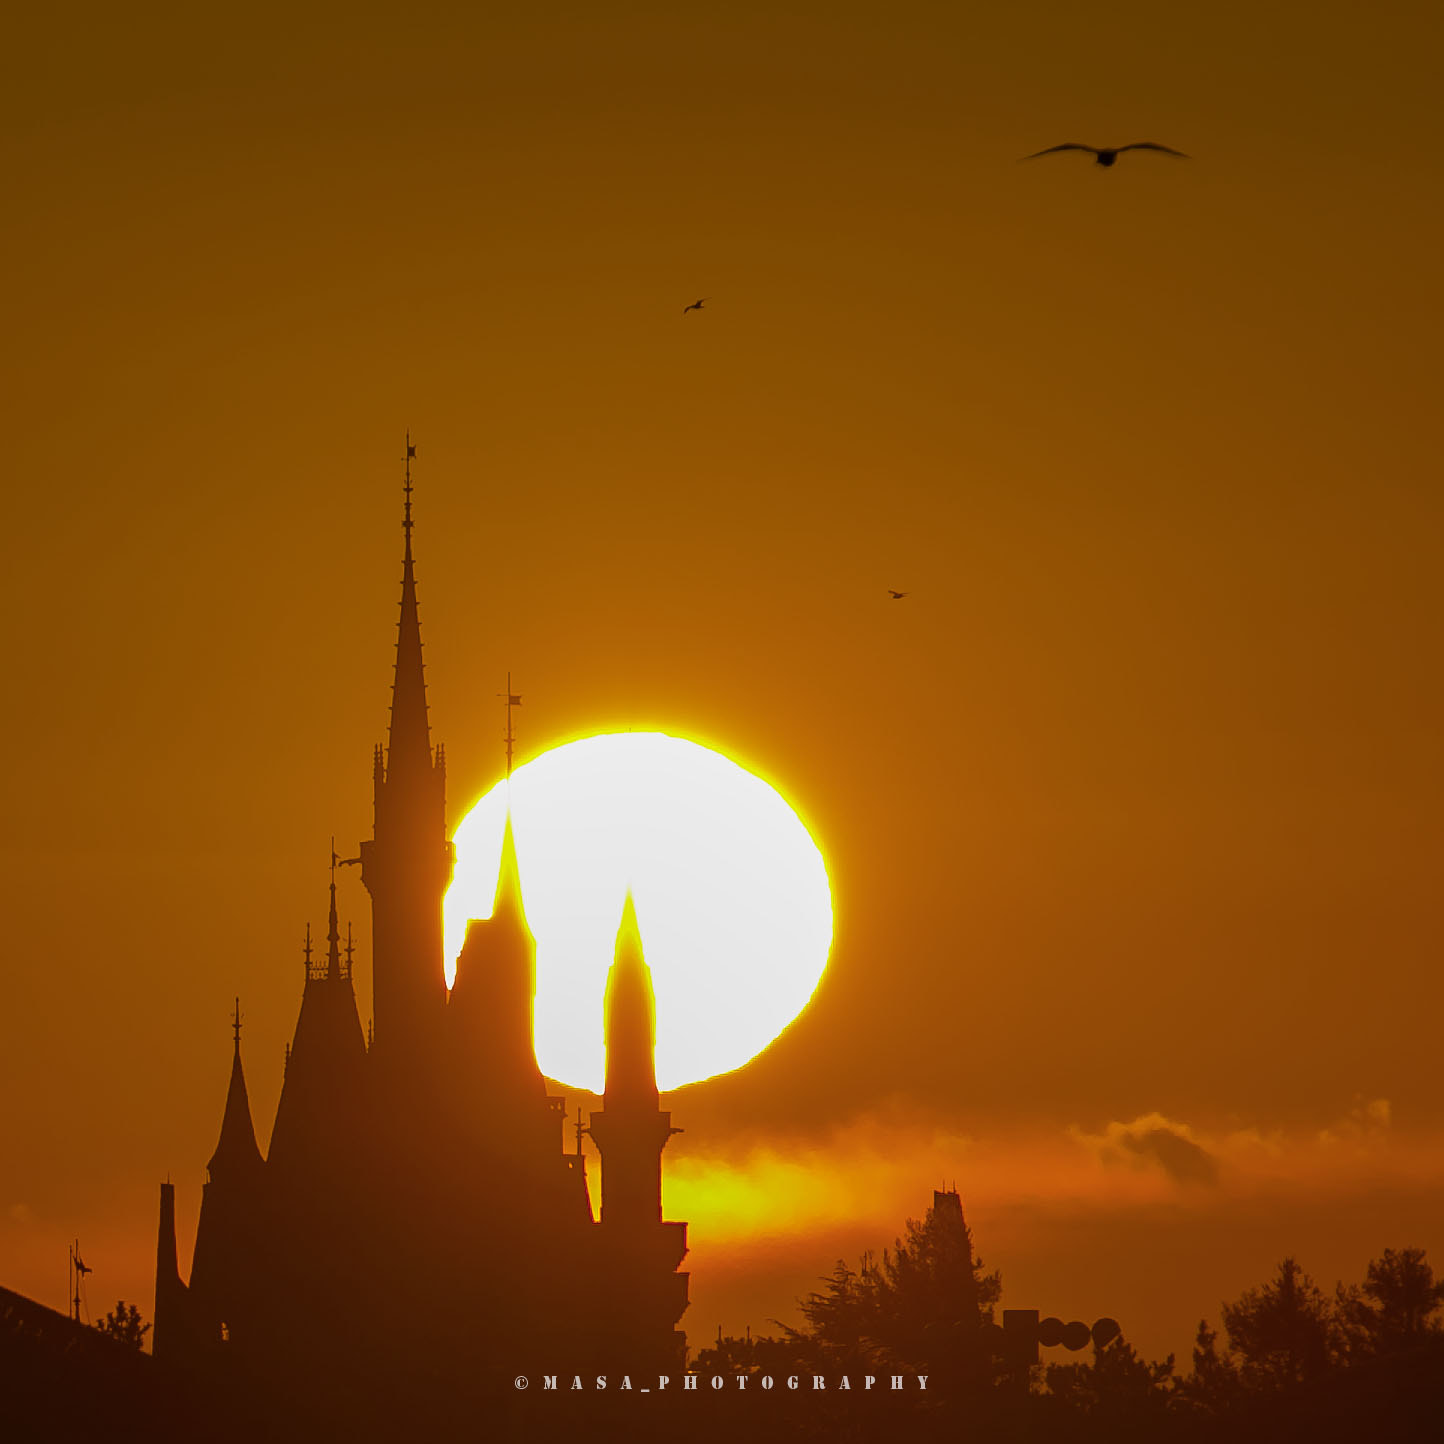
1070,1113,1220,1186
661,1097,1443,1360
660,1096,1423,1246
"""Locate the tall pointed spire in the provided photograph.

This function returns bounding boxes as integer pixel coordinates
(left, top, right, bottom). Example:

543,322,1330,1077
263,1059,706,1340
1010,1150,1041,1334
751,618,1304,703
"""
326,841,341,983
207,1003,265,1184
388,433,431,779
360,438,453,1067
491,808,529,929
602,892,659,1110
587,889,690,1364
446,801,543,1116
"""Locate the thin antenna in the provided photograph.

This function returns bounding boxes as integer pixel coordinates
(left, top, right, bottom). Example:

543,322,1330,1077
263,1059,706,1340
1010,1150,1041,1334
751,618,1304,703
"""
344,922,355,981
498,673,523,779
231,997,242,1051
70,1241,91,1324
302,923,313,982
403,432,416,546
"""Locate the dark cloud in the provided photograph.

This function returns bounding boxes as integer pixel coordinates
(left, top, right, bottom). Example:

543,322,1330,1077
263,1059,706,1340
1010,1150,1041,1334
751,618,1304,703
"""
1073,1112,1222,1187
1119,1125,1220,1186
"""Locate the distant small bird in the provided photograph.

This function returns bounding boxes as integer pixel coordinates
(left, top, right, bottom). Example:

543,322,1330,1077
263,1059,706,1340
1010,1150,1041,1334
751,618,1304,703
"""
1022,142,1188,167
683,298,708,314
888,589,909,600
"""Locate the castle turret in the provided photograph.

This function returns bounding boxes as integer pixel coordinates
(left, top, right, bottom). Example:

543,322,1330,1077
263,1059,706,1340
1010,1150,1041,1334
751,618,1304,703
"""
268,860,368,1186
359,440,454,1080
586,895,689,1370
448,811,549,1127
152,1181,189,1362
189,1006,268,1348
206,1004,265,1187
590,895,673,1223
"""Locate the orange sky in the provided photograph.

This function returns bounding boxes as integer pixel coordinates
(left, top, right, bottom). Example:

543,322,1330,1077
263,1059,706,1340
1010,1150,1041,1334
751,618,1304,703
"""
2,0,1441,1364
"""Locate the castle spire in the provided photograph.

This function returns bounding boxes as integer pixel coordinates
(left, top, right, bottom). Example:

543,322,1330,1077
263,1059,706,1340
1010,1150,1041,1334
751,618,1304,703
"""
359,439,454,1066
388,433,431,779
602,892,659,1110
326,840,341,983
207,1003,265,1184
491,808,529,929
587,888,690,1366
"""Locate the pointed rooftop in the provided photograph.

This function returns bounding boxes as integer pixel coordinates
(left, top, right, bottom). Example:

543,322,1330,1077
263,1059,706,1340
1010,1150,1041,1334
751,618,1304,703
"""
387,435,431,780
490,808,530,933
207,1001,265,1185
326,845,342,983
268,867,368,1180
602,892,659,1109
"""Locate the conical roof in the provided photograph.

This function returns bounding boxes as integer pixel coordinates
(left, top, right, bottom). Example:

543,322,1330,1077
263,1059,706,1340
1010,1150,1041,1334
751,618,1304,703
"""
207,1028,265,1185
490,809,530,932
602,892,659,1109
386,457,431,780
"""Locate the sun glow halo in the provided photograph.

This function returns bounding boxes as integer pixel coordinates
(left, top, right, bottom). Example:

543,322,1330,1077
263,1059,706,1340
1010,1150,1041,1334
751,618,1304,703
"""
444,733,833,1092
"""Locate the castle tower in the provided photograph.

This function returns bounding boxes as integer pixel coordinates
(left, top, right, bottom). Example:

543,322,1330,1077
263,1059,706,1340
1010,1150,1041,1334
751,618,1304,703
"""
448,811,549,1132
589,895,674,1224
152,1181,189,1362
586,895,689,1370
359,441,454,1078
268,862,368,1186
186,1005,268,1349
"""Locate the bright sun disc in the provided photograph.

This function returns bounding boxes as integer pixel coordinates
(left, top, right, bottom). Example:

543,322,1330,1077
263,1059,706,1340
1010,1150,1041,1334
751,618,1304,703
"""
444,733,833,1092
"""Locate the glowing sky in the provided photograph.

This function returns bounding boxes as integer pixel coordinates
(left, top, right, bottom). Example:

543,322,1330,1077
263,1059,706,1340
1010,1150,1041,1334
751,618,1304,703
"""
445,733,833,1091
3,0,1441,1366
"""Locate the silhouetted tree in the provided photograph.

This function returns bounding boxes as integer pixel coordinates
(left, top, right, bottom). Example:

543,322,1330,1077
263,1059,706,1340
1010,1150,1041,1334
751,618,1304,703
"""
870,1202,1001,1388
1336,1247,1444,1360
95,1300,150,1351
786,1195,1001,1392
691,1330,798,1377
1044,1335,1176,1422
786,1256,885,1372
1175,1317,1242,1414
1220,1258,1338,1390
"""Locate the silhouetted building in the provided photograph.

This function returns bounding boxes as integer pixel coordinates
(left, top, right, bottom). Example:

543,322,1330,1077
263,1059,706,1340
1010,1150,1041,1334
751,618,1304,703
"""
588,894,689,1371
153,455,688,1417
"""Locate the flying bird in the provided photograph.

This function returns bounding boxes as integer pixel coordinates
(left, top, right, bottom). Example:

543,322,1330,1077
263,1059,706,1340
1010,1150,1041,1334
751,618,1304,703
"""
1021,142,1188,167
682,298,708,314
887,589,909,600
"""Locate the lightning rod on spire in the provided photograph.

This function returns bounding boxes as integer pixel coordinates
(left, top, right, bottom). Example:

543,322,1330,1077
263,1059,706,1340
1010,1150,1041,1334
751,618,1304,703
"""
403,432,416,544
498,672,523,779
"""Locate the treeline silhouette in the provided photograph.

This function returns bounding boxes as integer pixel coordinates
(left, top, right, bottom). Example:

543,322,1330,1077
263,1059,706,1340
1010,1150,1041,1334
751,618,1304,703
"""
692,1195,1444,1441
6,1198,1440,1442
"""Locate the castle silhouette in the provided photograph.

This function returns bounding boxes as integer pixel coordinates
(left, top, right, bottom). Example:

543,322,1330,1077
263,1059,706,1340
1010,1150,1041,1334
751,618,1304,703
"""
151,450,688,1418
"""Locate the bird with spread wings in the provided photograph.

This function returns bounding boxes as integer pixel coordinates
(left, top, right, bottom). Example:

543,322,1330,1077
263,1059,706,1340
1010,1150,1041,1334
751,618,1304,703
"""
1022,142,1188,167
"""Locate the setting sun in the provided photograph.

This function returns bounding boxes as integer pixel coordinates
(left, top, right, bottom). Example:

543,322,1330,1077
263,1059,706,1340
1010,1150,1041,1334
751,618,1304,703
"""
445,733,833,1092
